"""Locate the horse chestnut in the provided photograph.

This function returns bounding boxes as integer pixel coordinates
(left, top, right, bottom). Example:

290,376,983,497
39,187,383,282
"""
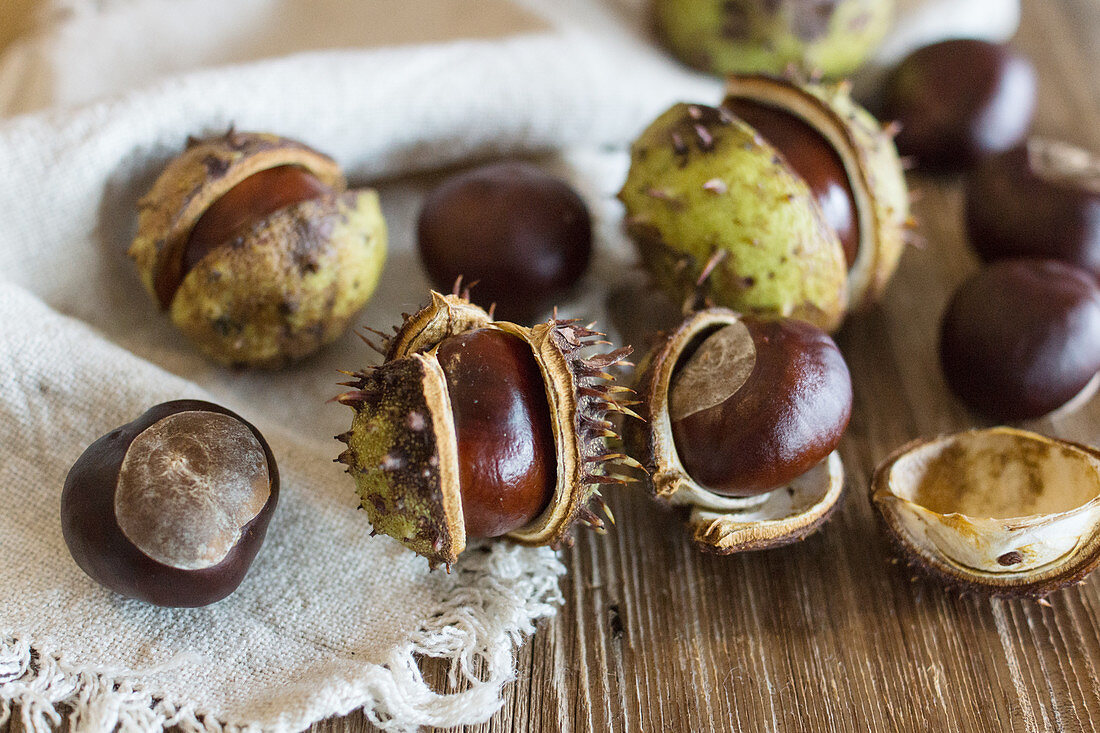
61,400,279,606
336,291,635,567
156,164,332,308
417,162,593,322
628,308,851,554
131,131,388,368
882,39,1036,171
966,140,1100,279
669,317,853,496
436,328,556,537
724,98,859,268
940,260,1100,420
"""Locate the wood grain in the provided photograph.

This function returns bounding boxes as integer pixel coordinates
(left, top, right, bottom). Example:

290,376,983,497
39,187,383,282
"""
4,1,1098,732
357,2,1099,731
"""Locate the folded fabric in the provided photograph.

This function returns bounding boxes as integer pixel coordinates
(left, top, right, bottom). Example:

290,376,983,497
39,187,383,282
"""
0,1,718,730
0,0,1019,730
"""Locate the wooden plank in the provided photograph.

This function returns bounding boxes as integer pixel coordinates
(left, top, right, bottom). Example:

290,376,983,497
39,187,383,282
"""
5,1,1100,732
379,1,1100,731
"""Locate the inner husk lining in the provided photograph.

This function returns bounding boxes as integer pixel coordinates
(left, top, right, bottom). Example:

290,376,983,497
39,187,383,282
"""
888,431,1100,519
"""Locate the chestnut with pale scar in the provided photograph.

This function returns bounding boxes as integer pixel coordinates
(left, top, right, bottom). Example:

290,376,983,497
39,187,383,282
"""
628,308,851,554
61,400,279,607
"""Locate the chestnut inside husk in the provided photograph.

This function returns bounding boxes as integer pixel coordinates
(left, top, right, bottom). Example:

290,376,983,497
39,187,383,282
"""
628,308,851,554
130,130,387,368
620,75,910,333
335,291,637,567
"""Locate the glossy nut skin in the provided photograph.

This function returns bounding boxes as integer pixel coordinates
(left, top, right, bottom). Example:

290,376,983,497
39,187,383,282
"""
131,131,388,369
437,329,556,537
670,317,853,496
883,39,1036,171
61,400,279,607
966,144,1100,279
155,166,331,307
725,98,859,268
417,162,593,322
940,260,1100,421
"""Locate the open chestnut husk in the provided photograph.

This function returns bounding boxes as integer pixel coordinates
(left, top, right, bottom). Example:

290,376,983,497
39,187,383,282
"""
966,139,1100,279
872,427,1100,598
334,290,637,567
620,74,910,331
61,400,279,607
939,259,1100,421
627,308,851,554
130,130,387,368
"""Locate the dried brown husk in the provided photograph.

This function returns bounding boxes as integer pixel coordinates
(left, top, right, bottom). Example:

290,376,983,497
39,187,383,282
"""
871,427,1100,598
336,291,637,567
628,307,845,554
724,74,911,310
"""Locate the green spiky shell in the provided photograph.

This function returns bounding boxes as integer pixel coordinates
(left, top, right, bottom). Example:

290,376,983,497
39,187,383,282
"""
335,292,637,567
655,0,894,79
620,103,848,331
724,75,910,310
129,130,387,368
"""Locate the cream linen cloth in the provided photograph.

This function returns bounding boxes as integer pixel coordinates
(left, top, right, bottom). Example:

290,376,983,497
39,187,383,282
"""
0,0,1018,731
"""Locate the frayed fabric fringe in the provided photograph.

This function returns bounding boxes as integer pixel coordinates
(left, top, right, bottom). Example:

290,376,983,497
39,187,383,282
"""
1,545,566,732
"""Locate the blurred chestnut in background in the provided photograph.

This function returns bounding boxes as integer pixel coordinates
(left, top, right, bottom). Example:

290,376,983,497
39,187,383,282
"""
882,39,1036,171
62,400,279,607
417,162,593,322
967,139,1100,279
939,260,1100,421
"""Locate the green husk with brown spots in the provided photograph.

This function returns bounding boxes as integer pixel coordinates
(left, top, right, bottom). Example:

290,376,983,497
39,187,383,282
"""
335,291,640,567
130,130,387,368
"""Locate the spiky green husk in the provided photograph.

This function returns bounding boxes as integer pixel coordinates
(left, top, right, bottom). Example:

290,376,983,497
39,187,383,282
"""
336,292,638,567
655,0,894,79
723,75,910,310
130,130,387,368
620,103,848,331
170,190,386,368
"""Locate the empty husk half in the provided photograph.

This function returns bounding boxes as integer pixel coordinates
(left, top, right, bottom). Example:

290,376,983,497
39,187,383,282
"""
872,427,1100,597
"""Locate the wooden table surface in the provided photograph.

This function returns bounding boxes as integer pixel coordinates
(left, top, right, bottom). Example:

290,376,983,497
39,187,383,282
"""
316,2,1100,731
2,2,1096,732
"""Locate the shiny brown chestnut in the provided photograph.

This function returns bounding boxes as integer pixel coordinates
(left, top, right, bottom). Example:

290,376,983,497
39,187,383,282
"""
882,39,1036,171
337,292,635,566
724,98,859,268
940,259,1100,421
155,165,332,309
436,328,556,537
61,400,279,607
966,140,1100,279
628,308,851,554
417,162,593,322
669,317,853,496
